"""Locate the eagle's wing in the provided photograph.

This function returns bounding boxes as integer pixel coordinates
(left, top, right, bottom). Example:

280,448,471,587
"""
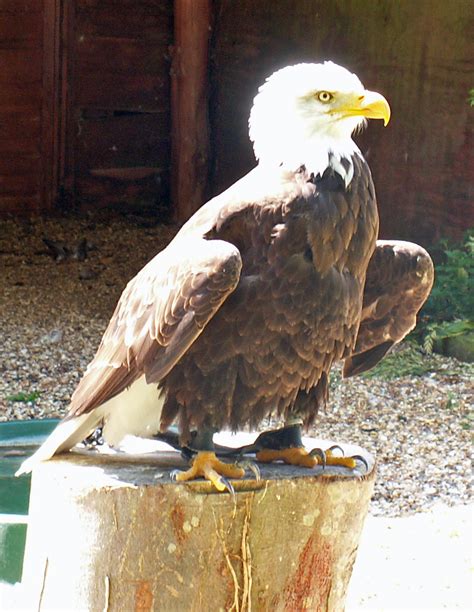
16,237,242,476
68,238,242,417
343,240,434,377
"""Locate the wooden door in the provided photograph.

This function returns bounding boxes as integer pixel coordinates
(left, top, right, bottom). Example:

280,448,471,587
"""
61,0,173,211
0,0,60,213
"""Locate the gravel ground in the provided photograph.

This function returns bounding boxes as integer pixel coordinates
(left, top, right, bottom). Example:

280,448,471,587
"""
1,212,472,517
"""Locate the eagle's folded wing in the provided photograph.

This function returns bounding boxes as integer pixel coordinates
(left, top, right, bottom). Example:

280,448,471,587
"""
67,238,242,418
16,238,242,475
343,240,434,377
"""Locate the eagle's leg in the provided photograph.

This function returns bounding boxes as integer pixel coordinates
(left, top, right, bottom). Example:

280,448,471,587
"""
254,424,319,467
172,430,245,492
254,423,363,469
82,426,104,449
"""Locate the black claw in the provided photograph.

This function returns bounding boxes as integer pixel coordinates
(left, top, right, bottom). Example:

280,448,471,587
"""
309,447,326,468
170,469,181,481
350,455,369,472
328,444,344,456
236,460,261,481
219,476,236,499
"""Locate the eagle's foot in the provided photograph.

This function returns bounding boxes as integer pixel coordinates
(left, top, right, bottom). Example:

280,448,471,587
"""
172,451,245,493
235,459,261,481
309,445,369,471
256,446,366,470
310,446,355,468
256,446,318,467
245,423,319,466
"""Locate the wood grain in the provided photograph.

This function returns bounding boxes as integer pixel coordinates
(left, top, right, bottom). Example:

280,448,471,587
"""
20,441,375,611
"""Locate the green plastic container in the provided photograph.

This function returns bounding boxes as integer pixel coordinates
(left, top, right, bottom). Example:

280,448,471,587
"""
0,419,59,584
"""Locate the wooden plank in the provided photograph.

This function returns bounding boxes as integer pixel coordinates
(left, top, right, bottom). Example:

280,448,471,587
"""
0,136,41,155
75,73,169,111
74,171,168,206
89,167,163,180
0,82,43,106
0,1,42,14
77,0,171,11
0,1,61,214
75,37,170,76
0,50,42,83
0,110,41,140
0,195,41,212
0,4,44,214
0,154,41,176
75,113,170,170
41,0,62,211
0,14,43,49
171,0,211,222
59,0,173,210
0,173,41,197
57,0,76,203
76,5,172,41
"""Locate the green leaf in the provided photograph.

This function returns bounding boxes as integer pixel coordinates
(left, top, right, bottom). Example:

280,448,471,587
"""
413,229,474,348
6,391,41,404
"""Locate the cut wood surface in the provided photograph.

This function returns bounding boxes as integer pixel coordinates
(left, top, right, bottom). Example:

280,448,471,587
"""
20,435,375,612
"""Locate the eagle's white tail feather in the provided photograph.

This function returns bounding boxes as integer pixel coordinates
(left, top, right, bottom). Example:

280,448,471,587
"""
15,376,165,476
15,411,103,476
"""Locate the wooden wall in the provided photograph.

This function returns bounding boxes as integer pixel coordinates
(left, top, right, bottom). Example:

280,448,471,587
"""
0,0,54,213
64,0,173,209
0,1,472,244
211,0,474,244
0,0,173,215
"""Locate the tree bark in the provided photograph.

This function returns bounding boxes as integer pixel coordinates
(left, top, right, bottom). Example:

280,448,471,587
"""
20,439,375,611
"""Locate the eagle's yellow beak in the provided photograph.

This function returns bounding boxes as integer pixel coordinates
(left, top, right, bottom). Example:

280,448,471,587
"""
354,90,391,126
340,90,391,126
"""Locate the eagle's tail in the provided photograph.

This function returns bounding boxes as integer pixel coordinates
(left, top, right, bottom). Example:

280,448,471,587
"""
15,411,102,477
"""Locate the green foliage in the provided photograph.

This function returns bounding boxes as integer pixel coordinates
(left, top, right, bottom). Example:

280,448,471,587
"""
6,391,41,404
444,391,459,410
460,414,473,431
423,320,474,354
425,230,473,321
469,88,474,106
361,344,434,379
414,230,474,351
360,342,473,380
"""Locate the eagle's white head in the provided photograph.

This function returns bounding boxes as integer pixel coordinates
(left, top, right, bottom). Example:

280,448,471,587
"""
249,62,390,185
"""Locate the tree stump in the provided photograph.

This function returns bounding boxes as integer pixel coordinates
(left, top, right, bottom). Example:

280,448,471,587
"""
19,435,375,611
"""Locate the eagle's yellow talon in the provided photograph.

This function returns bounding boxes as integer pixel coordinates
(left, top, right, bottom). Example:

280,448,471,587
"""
323,448,357,468
256,447,317,467
174,451,245,491
256,446,358,469
325,455,357,469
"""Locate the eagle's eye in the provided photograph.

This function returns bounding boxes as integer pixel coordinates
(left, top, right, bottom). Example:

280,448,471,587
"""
316,91,333,103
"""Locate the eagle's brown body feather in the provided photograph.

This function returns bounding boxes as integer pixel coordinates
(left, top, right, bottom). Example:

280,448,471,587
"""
68,155,378,441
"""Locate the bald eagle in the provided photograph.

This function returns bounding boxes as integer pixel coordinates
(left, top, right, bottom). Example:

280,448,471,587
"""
17,62,433,489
